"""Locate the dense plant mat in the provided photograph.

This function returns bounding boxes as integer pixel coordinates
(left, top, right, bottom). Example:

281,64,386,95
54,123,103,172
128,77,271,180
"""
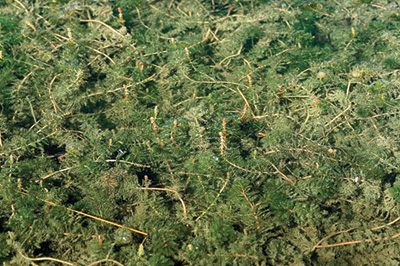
1,0,400,265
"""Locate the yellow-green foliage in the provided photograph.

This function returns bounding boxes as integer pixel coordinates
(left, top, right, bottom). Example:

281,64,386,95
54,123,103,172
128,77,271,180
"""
1,0,400,265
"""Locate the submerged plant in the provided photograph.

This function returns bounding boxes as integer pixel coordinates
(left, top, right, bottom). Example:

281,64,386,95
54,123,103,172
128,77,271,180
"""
0,0,400,265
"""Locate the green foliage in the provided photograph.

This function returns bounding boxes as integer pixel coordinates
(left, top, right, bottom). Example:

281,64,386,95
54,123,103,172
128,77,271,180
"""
1,0,400,265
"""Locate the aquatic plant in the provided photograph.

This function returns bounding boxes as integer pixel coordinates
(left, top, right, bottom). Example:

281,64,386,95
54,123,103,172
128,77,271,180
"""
1,0,400,265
